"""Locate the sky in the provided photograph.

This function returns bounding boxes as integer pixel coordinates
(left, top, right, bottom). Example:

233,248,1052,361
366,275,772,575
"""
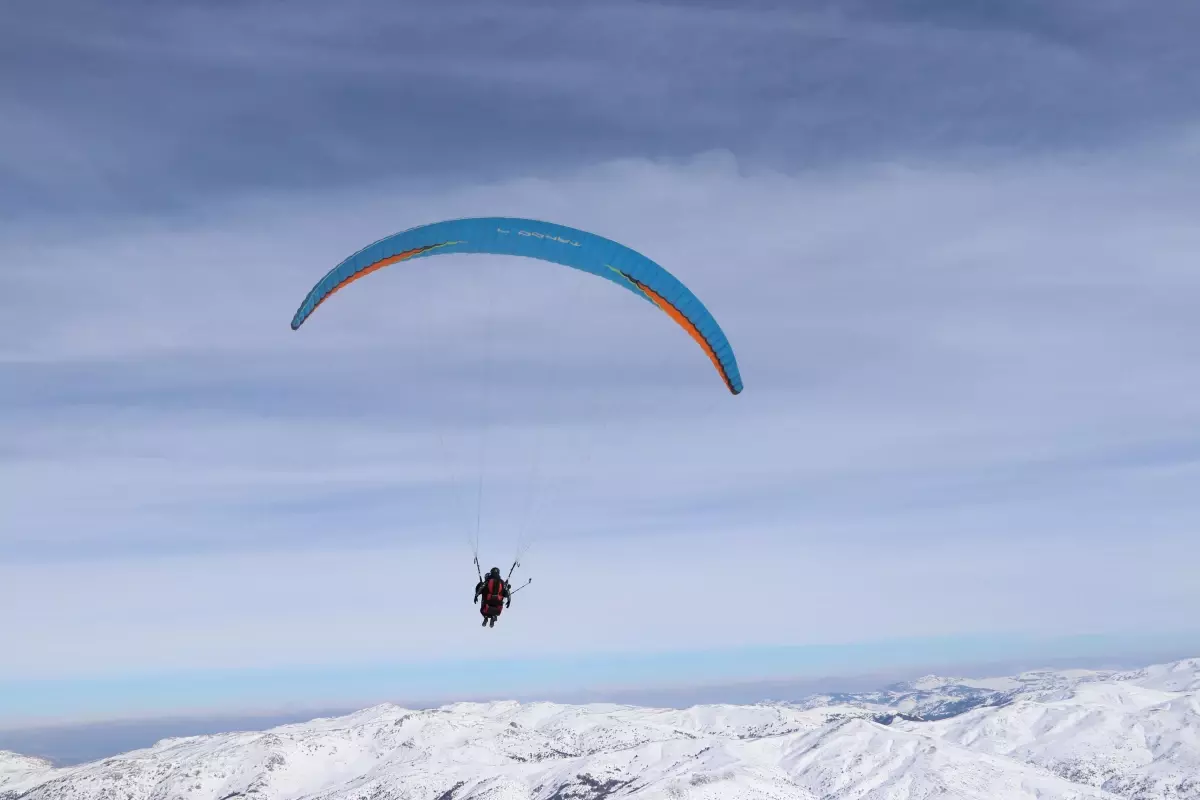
3,0,1200,730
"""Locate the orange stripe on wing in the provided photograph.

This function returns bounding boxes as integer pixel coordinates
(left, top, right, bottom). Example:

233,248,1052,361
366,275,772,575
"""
310,244,440,314
626,276,734,393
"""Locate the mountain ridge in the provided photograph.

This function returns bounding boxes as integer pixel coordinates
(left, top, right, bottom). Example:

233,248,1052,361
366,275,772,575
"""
2,656,1197,799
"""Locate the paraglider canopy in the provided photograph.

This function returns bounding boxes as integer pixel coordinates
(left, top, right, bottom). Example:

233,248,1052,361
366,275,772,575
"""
290,216,743,395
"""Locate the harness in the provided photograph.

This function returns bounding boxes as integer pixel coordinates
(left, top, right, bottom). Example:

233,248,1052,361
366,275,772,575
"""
484,577,506,605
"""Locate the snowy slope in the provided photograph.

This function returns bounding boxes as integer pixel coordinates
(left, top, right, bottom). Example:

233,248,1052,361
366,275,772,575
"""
1114,658,1200,693
899,680,1200,798
3,658,1198,800
797,658,1200,722
0,752,52,791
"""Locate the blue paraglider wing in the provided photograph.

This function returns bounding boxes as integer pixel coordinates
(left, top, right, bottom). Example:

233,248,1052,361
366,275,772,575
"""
290,217,743,394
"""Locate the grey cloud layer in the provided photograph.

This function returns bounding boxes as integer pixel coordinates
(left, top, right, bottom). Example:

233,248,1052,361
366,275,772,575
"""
3,140,1199,572
4,0,1199,217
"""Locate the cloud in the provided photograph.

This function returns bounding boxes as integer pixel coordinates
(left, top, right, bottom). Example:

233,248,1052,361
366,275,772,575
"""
4,0,1199,216
2,124,1200,698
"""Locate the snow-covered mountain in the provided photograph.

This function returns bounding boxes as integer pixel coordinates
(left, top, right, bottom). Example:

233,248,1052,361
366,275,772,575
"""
3,657,1198,800
796,659,1200,724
